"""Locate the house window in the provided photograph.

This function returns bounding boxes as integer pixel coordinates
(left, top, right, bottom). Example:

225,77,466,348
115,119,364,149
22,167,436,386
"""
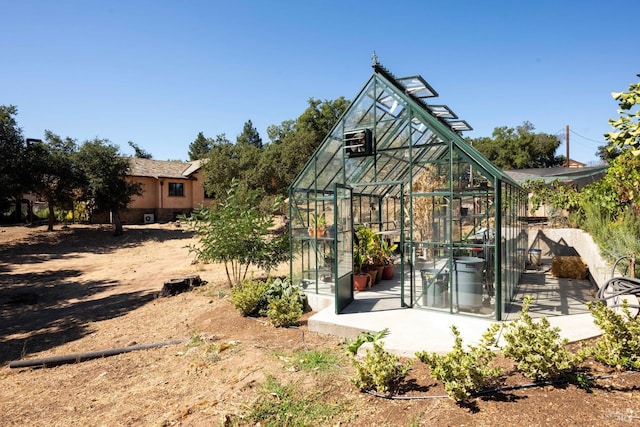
204,189,215,199
168,182,184,197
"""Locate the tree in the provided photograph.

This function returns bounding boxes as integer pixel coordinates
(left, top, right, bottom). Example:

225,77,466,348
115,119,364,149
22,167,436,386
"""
605,73,640,156
595,144,622,163
254,120,297,195
470,121,564,169
236,119,263,149
188,131,213,161
75,138,142,236
29,131,80,231
0,105,27,222
127,141,152,159
184,180,289,287
201,134,236,200
255,98,350,196
582,150,640,218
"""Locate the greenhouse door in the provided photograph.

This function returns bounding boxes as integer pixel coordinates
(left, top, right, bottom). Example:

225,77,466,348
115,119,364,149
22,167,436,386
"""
333,184,353,314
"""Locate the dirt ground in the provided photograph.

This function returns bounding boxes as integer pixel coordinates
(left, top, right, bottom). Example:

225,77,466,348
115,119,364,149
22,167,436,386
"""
1,223,640,426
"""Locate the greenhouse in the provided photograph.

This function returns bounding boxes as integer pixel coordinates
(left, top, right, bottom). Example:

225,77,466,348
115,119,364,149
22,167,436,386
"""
288,60,527,321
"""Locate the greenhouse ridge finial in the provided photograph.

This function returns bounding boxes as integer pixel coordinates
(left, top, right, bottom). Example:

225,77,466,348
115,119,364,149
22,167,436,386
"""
372,51,378,66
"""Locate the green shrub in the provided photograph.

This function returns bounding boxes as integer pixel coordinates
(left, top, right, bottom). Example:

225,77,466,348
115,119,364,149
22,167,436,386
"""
417,324,502,402
502,296,578,380
231,277,306,326
350,340,412,395
266,292,303,327
260,277,308,316
585,300,640,370
230,277,268,316
580,202,640,272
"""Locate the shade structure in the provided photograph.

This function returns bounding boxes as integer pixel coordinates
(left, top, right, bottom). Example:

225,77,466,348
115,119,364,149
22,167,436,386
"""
289,60,527,320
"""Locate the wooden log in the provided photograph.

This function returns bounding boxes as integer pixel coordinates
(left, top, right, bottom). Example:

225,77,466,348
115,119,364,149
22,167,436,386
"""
159,275,206,297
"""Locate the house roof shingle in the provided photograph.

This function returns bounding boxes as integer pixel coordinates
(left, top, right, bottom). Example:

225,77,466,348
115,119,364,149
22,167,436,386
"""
128,158,202,179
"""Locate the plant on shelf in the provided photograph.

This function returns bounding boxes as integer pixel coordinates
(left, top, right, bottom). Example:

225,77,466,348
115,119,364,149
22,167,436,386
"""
308,213,327,238
353,225,374,290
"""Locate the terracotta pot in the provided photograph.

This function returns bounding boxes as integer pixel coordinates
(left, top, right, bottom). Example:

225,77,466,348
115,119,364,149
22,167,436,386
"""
366,269,377,286
354,273,371,291
374,265,384,283
382,263,395,280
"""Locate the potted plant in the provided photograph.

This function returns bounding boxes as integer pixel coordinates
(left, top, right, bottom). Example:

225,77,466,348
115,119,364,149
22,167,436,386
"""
308,213,327,238
353,248,370,291
355,225,380,284
353,225,375,291
380,239,398,280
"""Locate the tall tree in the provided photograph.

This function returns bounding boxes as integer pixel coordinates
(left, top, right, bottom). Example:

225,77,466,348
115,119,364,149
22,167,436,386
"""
75,138,142,236
201,98,349,199
255,98,350,196
202,138,238,201
0,105,27,222
29,131,80,231
236,119,263,149
604,73,640,156
188,131,213,160
470,121,564,169
128,141,152,159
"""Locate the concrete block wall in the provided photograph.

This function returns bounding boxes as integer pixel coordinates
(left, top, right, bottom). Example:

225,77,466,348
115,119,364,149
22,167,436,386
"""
528,227,611,288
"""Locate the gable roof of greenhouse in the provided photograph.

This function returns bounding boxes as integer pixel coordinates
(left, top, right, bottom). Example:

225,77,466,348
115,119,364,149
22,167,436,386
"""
290,60,520,198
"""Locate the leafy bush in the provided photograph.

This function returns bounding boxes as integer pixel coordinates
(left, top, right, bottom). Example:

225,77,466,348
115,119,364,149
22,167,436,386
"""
231,277,306,326
522,179,582,226
350,340,412,395
183,180,289,287
260,277,308,316
417,324,502,402
579,202,640,273
230,277,268,316
502,296,578,380
585,300,640,370
266,292,303,327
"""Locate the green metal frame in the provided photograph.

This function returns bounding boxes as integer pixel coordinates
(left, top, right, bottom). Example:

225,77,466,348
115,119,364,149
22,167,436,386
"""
288,61,526,321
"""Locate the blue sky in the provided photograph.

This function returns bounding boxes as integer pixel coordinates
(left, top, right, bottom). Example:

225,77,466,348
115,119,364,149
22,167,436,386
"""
3,1,638,164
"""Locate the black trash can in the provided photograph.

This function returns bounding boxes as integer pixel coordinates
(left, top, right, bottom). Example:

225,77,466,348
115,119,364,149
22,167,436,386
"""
420,268,448,308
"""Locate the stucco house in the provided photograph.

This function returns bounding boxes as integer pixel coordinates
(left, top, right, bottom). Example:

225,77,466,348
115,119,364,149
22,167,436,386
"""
118,158,213,224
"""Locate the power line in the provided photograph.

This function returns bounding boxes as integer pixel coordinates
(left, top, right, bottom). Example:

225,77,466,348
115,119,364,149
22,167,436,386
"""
569,129,607,145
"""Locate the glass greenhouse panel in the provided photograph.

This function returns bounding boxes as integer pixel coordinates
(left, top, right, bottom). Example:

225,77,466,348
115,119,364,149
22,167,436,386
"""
290,63,526,321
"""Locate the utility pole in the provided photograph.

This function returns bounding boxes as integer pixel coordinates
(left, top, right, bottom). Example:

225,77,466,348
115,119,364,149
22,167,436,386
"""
565,125,570,167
